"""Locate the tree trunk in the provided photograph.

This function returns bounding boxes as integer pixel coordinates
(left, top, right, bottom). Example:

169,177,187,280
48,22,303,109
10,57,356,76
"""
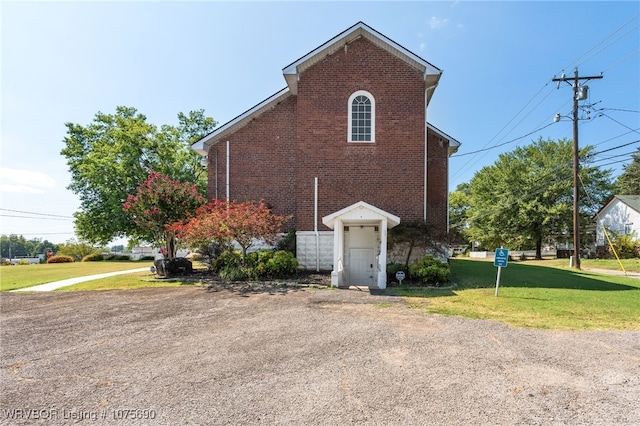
166,231,177,259
404,241,414,268
535,236,543,260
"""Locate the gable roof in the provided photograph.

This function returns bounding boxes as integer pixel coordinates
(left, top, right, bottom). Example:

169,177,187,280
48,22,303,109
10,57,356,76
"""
595,195,640,218
322,201,401,229
192,88,291,155
282,21,442,98
192,22,450,156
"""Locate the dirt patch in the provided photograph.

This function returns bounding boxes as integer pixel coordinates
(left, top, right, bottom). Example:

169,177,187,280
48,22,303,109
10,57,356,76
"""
1,287,639,425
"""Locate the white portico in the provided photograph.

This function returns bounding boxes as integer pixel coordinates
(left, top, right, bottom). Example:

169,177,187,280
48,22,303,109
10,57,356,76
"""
322,201,400,289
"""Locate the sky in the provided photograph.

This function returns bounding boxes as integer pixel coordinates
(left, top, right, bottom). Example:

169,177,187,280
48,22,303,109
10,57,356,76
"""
1,1,639,246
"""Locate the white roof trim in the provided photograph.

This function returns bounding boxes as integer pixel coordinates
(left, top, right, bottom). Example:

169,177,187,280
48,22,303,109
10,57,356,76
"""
283,22,442,94
191,88,291,155
427,123,461,156
322,201,400,229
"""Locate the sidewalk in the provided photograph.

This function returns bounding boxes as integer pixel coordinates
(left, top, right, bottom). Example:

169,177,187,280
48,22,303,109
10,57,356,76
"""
11,267,151,292
581,267,640,279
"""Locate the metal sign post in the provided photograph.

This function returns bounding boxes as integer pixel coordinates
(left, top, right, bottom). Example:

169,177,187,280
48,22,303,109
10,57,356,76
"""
494,248,509,296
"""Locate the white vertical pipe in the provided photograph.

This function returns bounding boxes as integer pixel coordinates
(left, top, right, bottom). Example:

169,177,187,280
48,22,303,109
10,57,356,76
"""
314,177,319,272
226,140,230,201
424,99,428,222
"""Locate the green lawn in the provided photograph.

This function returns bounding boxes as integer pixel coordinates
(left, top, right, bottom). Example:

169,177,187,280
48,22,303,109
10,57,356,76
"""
4,257,639,331
393,258,640,331
0,261,154,291
57,273,203,291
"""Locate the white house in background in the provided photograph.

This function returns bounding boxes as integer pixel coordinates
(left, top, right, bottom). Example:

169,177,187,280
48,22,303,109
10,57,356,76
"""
595,195,640,246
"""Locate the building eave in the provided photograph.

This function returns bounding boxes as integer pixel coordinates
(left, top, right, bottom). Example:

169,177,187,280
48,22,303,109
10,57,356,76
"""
282,21,442,96
191,88,291,155
427,122,461,156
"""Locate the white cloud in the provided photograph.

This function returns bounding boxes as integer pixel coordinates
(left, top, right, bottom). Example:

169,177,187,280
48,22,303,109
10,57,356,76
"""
0,168,56,194
429,16,449,29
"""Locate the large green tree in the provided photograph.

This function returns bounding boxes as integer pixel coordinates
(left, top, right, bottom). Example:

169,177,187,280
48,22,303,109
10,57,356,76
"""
460,138,613,259
61,107,216,245
614,147,640,195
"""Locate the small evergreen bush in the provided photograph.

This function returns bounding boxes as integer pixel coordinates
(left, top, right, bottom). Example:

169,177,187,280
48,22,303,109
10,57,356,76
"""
250,250,299,278
408,255,450,285
213,251,242,272
17,259,31,265
47,255,75,263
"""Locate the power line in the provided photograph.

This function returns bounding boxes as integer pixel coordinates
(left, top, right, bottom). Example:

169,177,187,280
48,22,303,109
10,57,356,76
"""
598,112,640,135
591,151,638,164
559,13,640,73
0,208,74,219
590,139,640,156
0,214,72,221
593,158,634,168
575,22,640,70
451,122,556,158
602,49,640,74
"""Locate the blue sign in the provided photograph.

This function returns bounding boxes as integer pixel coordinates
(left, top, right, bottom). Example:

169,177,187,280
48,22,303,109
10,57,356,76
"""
494,248,509,267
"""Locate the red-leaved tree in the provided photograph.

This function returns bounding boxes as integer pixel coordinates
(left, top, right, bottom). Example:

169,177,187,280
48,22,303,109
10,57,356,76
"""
123,171,206,258
172,200,291,263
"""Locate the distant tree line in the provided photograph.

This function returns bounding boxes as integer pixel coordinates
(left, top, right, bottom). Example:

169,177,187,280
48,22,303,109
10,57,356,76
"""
0,235,61,258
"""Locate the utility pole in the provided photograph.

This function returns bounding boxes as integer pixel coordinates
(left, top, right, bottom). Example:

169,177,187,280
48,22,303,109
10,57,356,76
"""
552,68,602,270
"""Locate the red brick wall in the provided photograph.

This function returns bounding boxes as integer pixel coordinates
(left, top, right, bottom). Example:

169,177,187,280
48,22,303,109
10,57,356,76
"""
295,37,427,231
426,129,450,232
208,95,298,228
206,37,450,235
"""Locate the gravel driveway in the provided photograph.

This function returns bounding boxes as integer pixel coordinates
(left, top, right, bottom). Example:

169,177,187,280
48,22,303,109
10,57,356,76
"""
1,286,639,425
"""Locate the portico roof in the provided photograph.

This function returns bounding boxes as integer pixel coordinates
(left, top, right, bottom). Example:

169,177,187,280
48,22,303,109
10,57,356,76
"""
322,201,400,229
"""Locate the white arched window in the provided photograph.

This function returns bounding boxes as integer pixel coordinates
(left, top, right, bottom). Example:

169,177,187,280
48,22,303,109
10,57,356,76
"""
348,90,375,143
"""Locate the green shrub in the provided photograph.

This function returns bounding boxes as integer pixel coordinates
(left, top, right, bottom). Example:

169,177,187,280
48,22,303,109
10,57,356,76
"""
408,255,450,285
387,262,405,276
386,262,406,284
103,253,131,261
213,251,242,272
275,229,296,254
218,265,249,282
139,255,155,261
257,250,298,278
16,259,31,265
82,252,104,262
216,250,298,281
610,232,640,259
47,255,75,264
1,259,11,266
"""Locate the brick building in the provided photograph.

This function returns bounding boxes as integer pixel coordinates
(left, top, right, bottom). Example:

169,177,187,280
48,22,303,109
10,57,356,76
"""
192,22,460,288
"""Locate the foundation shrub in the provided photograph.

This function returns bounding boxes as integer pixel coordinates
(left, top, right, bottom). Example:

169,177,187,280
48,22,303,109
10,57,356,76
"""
408,255,450,285
248,250,299,278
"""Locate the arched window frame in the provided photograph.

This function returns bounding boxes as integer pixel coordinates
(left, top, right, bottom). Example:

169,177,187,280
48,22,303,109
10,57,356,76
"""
348,90,375,143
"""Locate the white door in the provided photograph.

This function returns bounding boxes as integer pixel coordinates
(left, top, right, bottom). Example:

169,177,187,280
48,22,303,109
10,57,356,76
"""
349,248,375,287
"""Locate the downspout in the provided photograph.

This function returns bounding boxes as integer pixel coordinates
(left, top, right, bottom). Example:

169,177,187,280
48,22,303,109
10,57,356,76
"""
424,84,438,221
424,100,428,222
226,140,230,201
314,177,319,272
215,147,218,200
